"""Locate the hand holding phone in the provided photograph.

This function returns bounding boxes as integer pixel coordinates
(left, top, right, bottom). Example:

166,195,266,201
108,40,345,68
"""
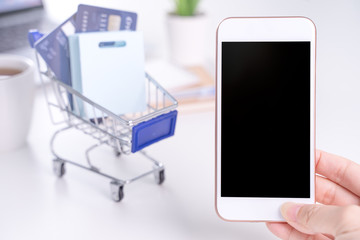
267,150,360,239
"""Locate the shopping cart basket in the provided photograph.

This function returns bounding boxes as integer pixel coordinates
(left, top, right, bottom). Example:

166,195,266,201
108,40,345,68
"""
29,31,178,202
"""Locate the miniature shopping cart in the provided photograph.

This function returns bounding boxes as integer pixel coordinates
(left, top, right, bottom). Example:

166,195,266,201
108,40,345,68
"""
29,31,178,202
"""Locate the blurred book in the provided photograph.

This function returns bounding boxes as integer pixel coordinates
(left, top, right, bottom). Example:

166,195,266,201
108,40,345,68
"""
145,60,215,113
145,60,199,91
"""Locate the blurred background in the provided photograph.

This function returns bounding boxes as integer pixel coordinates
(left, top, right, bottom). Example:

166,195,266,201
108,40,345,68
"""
0,0,359,239
42,0,360,160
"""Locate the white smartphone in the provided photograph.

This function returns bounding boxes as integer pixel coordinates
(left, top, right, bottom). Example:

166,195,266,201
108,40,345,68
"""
215,17,316,222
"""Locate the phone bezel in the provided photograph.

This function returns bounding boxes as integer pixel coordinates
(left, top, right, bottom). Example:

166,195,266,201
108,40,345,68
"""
215,17,316,222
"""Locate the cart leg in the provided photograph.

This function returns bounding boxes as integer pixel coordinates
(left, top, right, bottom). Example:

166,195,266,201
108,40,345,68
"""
110,181,124,202
85,142,108,172
114,148,121,157
53,158,65,178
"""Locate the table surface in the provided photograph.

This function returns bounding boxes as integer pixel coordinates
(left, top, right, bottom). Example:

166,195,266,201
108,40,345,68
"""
0,88,278,240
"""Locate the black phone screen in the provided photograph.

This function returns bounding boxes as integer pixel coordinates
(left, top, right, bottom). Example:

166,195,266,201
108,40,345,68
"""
221,42,311,198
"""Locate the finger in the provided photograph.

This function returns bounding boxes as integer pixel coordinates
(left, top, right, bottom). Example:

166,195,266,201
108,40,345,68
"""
281,202,360,237
316,150,360,196
266,222,332,240
316,175,360,205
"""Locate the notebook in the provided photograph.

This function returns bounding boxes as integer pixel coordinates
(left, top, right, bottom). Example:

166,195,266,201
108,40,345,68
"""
68,31,146,117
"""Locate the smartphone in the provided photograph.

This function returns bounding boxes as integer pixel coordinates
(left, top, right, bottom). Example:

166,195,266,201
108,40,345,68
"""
215,17,316,222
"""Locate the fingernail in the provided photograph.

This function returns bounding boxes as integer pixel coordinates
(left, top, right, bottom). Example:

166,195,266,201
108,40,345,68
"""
281,202,303,222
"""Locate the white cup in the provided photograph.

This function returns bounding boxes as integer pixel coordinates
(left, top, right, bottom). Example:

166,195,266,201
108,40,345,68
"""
0,54,35,152
167,13,208,67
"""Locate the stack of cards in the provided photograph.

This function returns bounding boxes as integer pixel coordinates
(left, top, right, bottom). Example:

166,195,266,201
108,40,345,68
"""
34,4,145,116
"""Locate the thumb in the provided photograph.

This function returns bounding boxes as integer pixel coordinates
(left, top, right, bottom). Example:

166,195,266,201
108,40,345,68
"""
281,202,360,237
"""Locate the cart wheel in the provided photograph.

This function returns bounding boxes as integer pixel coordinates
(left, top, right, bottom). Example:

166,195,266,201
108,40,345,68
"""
53,159,65,178
155,169,165,185
110,181,124,202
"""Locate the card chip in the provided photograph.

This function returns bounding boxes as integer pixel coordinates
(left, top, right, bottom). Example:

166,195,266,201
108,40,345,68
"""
107,15,121,31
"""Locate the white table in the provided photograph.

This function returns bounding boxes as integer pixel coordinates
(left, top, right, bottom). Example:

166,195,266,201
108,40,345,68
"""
0,88,277,240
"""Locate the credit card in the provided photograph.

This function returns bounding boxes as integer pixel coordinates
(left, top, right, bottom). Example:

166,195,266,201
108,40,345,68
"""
75,4,137,33
35,14,76,87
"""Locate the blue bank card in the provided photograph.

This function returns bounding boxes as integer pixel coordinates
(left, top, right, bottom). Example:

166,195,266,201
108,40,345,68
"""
34,14,76,86
75,4,137,33
34,14,76,109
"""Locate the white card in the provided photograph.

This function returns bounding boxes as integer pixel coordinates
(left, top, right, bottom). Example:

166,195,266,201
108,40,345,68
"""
69,31,146,117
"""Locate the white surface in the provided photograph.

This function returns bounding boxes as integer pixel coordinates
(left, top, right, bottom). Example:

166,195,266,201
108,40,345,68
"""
0,88,276,240
0,0,360,239
216,17,316,222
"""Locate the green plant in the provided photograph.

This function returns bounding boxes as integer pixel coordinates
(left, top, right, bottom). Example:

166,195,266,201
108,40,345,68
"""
175,0,200,16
